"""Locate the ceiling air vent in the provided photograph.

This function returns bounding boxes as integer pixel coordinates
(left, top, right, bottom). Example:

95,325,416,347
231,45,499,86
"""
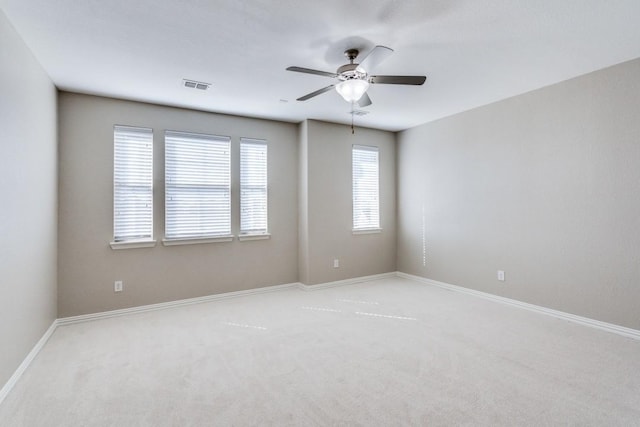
183,79,211,91
350,109,370,116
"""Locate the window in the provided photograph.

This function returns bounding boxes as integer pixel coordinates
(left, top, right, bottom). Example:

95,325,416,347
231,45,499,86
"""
112,125,153,245
352,145,380,231
165,131,231,241
240,139,268,236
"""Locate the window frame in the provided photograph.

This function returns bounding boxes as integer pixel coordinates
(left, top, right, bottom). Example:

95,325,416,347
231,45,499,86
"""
111,125,155,249
239,138,269,239
163,130,232,245
352,144,381,233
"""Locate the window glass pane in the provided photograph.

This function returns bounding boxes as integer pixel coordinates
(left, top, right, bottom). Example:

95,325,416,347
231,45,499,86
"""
114,125,153,242
240,139,268,234
352,145,379,230
165,131,231,239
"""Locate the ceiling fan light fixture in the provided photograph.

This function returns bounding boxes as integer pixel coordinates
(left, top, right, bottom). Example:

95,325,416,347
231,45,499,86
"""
336,79,369,103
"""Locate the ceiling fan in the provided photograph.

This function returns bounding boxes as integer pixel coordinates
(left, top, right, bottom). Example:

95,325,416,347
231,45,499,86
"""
286,45,426,107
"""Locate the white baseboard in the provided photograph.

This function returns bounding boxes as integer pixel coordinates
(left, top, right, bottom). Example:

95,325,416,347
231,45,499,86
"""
0,320,58,406
396,271,640,341
57,282,302,326
298,272,397,291
57,272,399,326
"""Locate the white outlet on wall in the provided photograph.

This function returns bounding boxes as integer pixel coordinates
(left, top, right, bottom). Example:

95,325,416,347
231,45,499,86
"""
497,270,505,281
333,259,339,268
114,280,123,292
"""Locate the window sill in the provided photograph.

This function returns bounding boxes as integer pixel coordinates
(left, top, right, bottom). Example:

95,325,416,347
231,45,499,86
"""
110,240,157,250
238,233,271,241
352,228,382,235
162,235,234,246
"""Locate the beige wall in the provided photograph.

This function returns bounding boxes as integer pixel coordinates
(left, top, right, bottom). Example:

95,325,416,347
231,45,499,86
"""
397,58,640,329
298,120,310,284
0,11,58,388
300,120,397,285
58,97,397,314
58,93,298,317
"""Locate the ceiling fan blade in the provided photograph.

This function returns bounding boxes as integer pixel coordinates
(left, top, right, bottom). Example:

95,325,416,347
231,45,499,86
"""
357,93,372,107
357,45,394,73
297,85,336,101
369,75,427,85
286,66,338,78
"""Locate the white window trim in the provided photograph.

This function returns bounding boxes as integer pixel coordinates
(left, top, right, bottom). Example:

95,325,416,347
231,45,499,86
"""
240,138,268,235
352,144,380,231
113,125,154,244
164,130,232,240
352,228,382,235
238,233,271,241
110,239,157,250
162,235,234,246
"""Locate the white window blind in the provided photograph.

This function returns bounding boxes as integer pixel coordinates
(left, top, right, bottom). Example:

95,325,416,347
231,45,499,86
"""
113,125,153,242
352,144,380,230
165,131,231,240
240,139,268,234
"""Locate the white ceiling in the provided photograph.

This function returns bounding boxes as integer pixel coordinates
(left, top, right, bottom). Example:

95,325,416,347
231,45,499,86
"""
2,0,640,131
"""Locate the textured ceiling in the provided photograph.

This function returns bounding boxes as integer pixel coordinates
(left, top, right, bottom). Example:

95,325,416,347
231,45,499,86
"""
2,0,640,131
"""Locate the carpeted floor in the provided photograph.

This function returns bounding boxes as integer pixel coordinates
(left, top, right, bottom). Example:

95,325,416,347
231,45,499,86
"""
1,276,639,426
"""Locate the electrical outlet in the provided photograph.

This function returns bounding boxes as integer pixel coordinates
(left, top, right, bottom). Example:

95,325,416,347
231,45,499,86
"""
497,270,505,282
114,280,123,292
333,259,340,268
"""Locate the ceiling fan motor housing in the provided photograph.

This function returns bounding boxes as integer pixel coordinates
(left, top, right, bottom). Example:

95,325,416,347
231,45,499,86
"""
337,63,367,81
338,48,367,81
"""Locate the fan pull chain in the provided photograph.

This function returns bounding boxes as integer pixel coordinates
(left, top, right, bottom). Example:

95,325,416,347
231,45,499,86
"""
351,103,355,134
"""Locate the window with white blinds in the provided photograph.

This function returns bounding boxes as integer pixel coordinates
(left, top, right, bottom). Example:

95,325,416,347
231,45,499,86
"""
113,125,153,242
165,131,231,240
240,139,268,235
352,145,380,230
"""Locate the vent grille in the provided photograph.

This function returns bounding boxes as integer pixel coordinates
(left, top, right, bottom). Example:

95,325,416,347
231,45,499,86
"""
183,79,211,91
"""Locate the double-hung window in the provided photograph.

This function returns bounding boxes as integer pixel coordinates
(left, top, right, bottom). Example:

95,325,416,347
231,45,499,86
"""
352,144,380,231
240,139,268,236
112,125,154,246
165,131,231,242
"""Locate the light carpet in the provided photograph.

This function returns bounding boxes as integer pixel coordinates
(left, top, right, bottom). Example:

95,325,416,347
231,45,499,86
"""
1,277,639,426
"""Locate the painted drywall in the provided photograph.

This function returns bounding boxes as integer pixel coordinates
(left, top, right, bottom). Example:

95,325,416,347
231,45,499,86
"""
57,93,298,317
397,58,640,329
0,10,58,388
300,120,396,285
298,120,310,284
